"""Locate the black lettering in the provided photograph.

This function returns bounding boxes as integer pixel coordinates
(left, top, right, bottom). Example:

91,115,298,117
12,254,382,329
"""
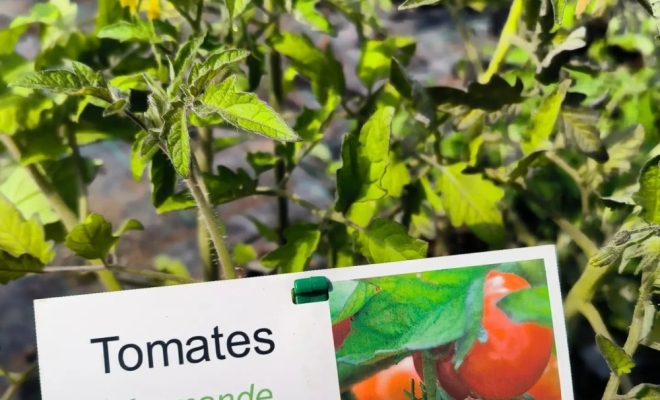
146,339,184,368
118,344,143,371
212,326,226,360
226,331,250,358
253,328,275,355
185,336,210,363
90,336,120,373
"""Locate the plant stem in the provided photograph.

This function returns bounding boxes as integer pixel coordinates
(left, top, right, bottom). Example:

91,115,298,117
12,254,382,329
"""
0,364,37,400
35,264,200,284
0,135,121,292
546,151,590,217
479,0,523,83
421,351,438,400
255,187,364,231
62,123,89,222
194,0,204,31
601,270,656,400
194,127,219,281
185,158,236,280
446,2,484,77
264,0,289,246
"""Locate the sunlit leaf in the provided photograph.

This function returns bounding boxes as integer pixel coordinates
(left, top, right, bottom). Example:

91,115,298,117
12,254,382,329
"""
633,154,660,224
11,69,112,102
97,20,156,43
162,106,191,178
561,110,608,163
198,75,300,142
398,0,441,9
103,98,128,117
522,79,571,154
189,49,250,96
441,164,505,247
65,213,118,260
335,107,394,213
153,254,191,285
353,218,428,264
261,223,321,273
0,194,54,264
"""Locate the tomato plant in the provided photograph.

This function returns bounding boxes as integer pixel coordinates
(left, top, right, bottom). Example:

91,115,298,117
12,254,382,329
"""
411,271,553,400
526,355,561,400
2,0,660,398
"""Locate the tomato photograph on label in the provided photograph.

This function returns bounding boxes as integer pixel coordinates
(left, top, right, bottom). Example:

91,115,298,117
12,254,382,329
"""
329,260,563,400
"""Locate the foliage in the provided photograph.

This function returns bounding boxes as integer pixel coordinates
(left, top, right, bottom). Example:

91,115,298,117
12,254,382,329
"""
2,0,660,398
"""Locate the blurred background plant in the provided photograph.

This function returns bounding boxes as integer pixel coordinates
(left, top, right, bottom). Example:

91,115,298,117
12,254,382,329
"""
1,0,660,399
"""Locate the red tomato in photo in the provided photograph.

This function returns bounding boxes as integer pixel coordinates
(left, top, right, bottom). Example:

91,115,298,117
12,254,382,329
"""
456,270,554,400
411,271,554,400
527,355,562,400
412,346,475,400
353,356,422,400
333,318,352,350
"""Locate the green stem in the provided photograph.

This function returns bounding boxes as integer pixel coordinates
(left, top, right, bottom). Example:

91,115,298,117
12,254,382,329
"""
185,158,236,280
446,2,484,77
37,264,200,284
479,0,523,83
62,123,89,222
264,0,289,247
0,364,37,400
601,270,656,400
194,127,219,281
0,135,121,292
194,0,204,31
421,351,438,400
255,187,363,231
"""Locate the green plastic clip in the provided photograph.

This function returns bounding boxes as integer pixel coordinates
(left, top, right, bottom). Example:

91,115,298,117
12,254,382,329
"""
292,276,330,304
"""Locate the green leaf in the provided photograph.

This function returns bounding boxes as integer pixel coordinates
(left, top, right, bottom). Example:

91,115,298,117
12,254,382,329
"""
335,107,394,213
189,49,250,96
522,79,571,154
97,20,156,43
496,286,553,326
398,0,440,9
247,151,278,176
0,194,54,264
633,154,660,224
233,243,257,265
103,98,128,117
65,213,118,260
150,150,178,208
0,157,100,225
163,106,191,178
336,273,478,365
0,94,53,135
153,255,191,286
199,75,300,142
261,223,321,273
620,383,660,400
352,218,428,264
0,251,45,284
266,32,344,107
329,280,379,324
427,75,524,112
131,132,159,181
551,0,566,25
561,110,608,163
10,69,112,102
595,334,635,376
247,216,278,243
441,164,505,247
357,37,416,90
168,34,204,98
381,151,411,198
226,0,249,20
292,0,336,35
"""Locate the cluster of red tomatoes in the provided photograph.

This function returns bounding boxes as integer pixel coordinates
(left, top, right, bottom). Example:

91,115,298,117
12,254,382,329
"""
333,271,561,400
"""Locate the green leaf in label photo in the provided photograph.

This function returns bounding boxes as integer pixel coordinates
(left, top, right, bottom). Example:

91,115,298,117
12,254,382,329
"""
329,261,557,398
